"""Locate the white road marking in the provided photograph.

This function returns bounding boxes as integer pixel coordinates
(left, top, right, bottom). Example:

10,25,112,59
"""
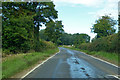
107,75,120,79
21,49,60,79
69,49,119,79
80,51,119,68
77,50,119,79
21,47,119,79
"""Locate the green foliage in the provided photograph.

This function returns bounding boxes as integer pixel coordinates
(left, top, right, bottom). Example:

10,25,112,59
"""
2,15,33,53
73,33,90,48
39,29,49,41
65,46,118,65
79,15,118,55
60,33,90,47
33,2,58,51
118,15,120,54
0,16,1,48
79,33,119,53
40,30,90,47
91,15,117,38
2,47,59,78
60,33,74,45
2,2,58,54
38,40,56,51
45,20,64,45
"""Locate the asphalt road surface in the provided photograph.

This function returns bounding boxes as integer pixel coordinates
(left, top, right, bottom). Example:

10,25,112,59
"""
24,47,119,79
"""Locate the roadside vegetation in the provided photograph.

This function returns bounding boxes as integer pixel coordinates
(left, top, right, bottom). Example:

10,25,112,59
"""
64,15,119,66
63,15,119,66
78,15,119,53
40,30,90,46
2,2,63,79
2,2,64,54
2,47,59,78
1,1,119,79
79,33,118,53
64,46,118,66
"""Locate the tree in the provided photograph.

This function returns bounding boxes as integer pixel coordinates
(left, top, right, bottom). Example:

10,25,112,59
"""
91,15,117,38
39,29,49,41
73,33,90,47
0,16,1,48
2,2,58,53
45,20,64,45
60,33,73,45
33,2,58,51
118,14,120,53
2,2,34,53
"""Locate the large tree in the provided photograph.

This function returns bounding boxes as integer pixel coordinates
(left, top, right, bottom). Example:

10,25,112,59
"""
91,15,117,38
45,20,64,45
118,14,120,53
2,2,58,53
33,2,58,51
2,2,34,53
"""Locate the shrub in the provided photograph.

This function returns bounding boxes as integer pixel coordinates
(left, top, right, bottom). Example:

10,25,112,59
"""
79,33,118,53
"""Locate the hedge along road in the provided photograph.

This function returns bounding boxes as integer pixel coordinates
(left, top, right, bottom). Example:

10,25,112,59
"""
22,47,119,79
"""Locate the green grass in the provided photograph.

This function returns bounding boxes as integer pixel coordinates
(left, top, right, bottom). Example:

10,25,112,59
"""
2,48,59,78
0,62,1,80
58,45,64,47
64,46,118,66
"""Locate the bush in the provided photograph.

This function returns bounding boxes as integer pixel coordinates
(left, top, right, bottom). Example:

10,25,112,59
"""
33,39,56,52
41,40,56,49
79,33,119,53
3,39,57,55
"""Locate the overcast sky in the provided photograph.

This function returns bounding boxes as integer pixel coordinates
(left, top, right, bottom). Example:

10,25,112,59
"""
50,0,118,40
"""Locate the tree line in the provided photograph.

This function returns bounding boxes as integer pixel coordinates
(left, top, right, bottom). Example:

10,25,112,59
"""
79,15,119,53
2,2,64,54
40,15,118,54
39,29,90,47
2,2,119,54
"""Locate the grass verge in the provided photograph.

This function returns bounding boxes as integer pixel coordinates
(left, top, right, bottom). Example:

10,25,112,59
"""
2,48,59,78
64,46,118,66
0,48,2,80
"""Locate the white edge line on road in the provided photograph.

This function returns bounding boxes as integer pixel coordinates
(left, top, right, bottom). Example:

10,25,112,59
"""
107,75,120,79
21,49,60,79
81,51,119,68
67,48,119,68
72,49,120,79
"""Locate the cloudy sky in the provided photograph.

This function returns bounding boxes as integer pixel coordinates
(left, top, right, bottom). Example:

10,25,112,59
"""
51,0,118,40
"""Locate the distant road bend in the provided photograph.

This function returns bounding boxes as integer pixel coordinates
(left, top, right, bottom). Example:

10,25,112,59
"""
23,47,119,79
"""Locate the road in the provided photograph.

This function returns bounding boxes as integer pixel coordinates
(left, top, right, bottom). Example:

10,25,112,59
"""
23,47,119,79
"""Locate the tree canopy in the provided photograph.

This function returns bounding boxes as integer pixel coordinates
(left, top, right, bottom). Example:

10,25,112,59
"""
45,20,64,45
39,30,90,47
91,15,117,38
2,2,60,53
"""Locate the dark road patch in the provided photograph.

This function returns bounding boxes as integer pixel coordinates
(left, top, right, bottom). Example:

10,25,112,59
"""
85,73,90,77
83,71,86,72
23,47,118,78
73,69,78,71
81,67,85,70
75,60,79,64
